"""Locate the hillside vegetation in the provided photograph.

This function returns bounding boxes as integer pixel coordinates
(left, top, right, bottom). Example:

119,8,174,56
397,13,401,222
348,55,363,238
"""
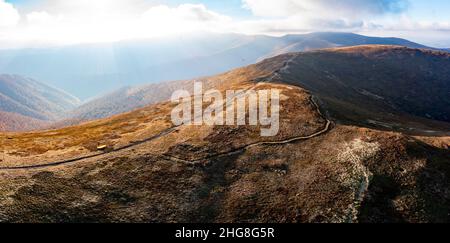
0,75,80,131
0,45,449,223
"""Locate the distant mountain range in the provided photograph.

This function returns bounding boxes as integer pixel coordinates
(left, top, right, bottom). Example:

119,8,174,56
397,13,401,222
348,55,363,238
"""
0,75,80,131
1,32,449,132
65,80,194,122
0,32,446,100
1,44,449,223
0,111,49,132
271,45,450,134
64,45,450,135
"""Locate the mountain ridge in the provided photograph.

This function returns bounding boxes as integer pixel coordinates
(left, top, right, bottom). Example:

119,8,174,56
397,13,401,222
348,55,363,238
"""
0,32,446,99
270,45,450,134
65,45,450,136
0,54,448,223
0,74,80,131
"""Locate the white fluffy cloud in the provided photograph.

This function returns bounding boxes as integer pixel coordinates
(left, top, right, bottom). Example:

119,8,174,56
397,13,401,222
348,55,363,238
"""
0,0,20,27
237,0,450,47
242,0,408,18
0,0,449,48
0,1,233,47
239,0,410,34
141,4,231,35
26,11,56,24
143,4,230,23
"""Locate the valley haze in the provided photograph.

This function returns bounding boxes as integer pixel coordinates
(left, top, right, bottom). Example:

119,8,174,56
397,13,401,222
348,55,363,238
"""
0,32,445,100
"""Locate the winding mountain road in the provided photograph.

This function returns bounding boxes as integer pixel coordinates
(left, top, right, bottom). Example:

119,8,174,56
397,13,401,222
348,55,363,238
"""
0,91,332,170
0,58,331,170
163,95,332,164
0,126,179,170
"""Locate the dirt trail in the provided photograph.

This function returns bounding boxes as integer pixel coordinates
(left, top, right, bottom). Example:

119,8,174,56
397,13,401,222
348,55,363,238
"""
0,58,332,170
0,126,179,170
0,92,332,170
163,95,332,164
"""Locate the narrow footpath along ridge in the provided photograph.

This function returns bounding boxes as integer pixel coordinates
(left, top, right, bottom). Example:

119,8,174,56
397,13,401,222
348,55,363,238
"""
0,84,333,170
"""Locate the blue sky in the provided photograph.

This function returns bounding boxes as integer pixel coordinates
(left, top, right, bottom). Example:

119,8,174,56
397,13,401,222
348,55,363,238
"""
1,0,450,47
7,0,450,20
164,0,251,17
171,0,450,22
408,0,450,21
6,0,450,18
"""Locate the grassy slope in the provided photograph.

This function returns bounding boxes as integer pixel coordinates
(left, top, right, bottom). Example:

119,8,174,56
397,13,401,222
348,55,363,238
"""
0,111,49,132
267,46,450,135
0,45,449,223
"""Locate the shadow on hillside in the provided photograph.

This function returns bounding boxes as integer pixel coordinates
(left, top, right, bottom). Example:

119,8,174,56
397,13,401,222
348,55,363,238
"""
359,139,450,223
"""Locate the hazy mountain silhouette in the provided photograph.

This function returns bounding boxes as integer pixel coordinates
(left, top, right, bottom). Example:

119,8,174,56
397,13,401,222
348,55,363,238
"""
0,111,49,132
0,32,445,99
270,45,450,134
0,74,79,131
67,45,450,135
1,45,448,223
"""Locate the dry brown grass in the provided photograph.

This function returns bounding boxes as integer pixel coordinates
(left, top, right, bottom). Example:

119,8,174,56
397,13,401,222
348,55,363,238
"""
0,87,448,223
0,101,175,167
0,50,449,222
